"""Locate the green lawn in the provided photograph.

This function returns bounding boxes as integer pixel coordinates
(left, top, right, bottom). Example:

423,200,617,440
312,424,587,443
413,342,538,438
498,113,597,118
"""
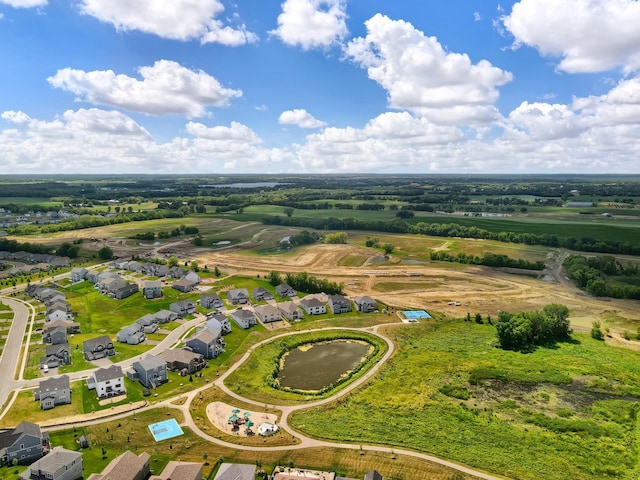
290,319,640,480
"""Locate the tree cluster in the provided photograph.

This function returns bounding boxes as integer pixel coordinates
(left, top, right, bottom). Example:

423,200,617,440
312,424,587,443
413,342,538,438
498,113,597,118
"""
495,304,571,351
267,270,343,295
429,250,545,270
564,254,640,299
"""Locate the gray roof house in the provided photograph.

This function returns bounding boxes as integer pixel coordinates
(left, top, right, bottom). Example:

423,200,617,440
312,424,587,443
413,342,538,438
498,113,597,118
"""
185,328,224,359
142,280,162,299
88,365,125,399
0,421,49,466
116,324,146,345
154,309,177,323
114,282,139,300
184,271,200,284
70,267,88,283
364,470,383,480
160,349,206,374
33,375,71,410
276,283,296,297
172,278,198,293
126,261,144,273
227,288,249,305
132,355,167,388
213,463,256,480
87,451,150,480
354,296,377,313
45,308,68,323
19,447,82,480
206,312,231,334
254,304,281,323
300,297,327,315
40,343,71,368
170,299,197,317
168,266,187,278
279,301,304,321
135,314,159,334
43,320,79,337
328,294,351,314
83,335,115,361
200,293,223,309
252,286,274,301
44,326,67,345
230,308,257,329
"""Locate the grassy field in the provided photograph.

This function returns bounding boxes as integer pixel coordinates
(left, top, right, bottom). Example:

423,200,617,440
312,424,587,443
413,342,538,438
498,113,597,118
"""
289,318,640,480
224,329,388,406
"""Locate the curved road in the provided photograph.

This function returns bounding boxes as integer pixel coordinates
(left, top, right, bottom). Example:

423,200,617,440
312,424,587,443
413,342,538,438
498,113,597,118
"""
0,295,506,480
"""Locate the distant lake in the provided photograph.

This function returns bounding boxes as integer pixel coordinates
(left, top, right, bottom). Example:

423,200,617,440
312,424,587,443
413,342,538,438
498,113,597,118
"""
198,182,288,189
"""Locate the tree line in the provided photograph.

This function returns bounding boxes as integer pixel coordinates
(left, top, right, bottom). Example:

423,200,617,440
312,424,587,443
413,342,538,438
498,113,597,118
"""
267,270,343,295
563,254,640,299
429,251,545,270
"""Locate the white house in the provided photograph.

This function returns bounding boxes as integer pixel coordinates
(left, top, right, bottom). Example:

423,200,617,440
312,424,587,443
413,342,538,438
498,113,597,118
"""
88,365,125,399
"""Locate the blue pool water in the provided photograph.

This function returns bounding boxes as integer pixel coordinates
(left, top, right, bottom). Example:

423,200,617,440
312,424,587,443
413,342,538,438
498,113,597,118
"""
149,418,184,441
402,310,431,319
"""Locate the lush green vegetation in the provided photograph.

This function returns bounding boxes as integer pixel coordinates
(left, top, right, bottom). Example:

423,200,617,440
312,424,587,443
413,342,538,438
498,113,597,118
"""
429,250,545,270
495,304,571,351
290,318,640,480
564,254,640,299
267,271,344,295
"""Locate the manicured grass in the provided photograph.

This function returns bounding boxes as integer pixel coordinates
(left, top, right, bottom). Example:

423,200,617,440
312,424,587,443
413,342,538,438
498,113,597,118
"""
337,255,369,267
0,388,83,427
290,319,640,480
224,329,388,406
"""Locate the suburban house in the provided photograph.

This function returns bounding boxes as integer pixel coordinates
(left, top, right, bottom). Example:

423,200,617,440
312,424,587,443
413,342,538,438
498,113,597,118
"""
150,461,203,480
142,263,168,277
205,312,231,334
87,365,125,399
33,375,71,410
254,304,281,323
19,447,82,480
200,293,223,309
364,470,384,480
213,464,256,480
131,355,167,388
83,335,115,361
168,266,187,278
40,343,71,368
126,261,144,273
142,280,162,299
114,282,139,300
44,296,69,310
185,328,224,359
230,308,257,329
70,268,88,282
100,276,139,299
278,301,304,321
0,421,49,466
252,286,274,301
35,288,61,303
43,320,80,339
160,349,206,375
87,451,150,480
154,309,177,323
227,288,249,305
172,278,197,293
354,296,378,313
43,326,67,345
45,307,68,323
276,284,297,297
184,271,200,284
169,299,197,317
116,324,146,345
135,315,159,334
328,294,352,314
300,297,327,315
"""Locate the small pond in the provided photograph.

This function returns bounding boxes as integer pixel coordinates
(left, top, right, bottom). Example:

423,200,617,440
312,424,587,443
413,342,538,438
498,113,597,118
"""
277,340,372,391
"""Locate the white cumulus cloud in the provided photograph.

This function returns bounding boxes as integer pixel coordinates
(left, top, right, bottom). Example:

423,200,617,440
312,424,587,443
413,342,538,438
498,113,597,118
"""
279,109,327,128
80,0,257,45
47,60,242,118
270,0,348,50
345,14,512,125
502,0,640,73
0,0,46,7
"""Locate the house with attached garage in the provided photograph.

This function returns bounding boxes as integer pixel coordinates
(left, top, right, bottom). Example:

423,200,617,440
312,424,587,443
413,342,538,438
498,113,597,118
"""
276,283,296,297
353,295,377,313
200,293,223,309
83,335,115,361
154,309,177,323
152,460,203,480
142,280,162,299
45,307,68,323
227,288,249,305
131,355,167,388
135,314,159,334
185,328,225,359
328,294,351,314
278,301,304,321
19,446,82,480
116,324,146,345
206,312,231,334
160,349,206,375
40,343,71,368
70,267,88,283
168,266,187,278
172,278,197,293
33,375,71,410
252,286,274,301
230,308,257,329
87,365,125,399
254,304,281,323
44,326,67,345
213,463,256,480
300,297,326,315
87,450,149,480
170,299,197,317
43,320,80,339
0,421,49,466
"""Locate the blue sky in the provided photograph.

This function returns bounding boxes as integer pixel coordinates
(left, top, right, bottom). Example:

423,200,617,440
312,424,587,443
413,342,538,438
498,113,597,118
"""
1,0,639,174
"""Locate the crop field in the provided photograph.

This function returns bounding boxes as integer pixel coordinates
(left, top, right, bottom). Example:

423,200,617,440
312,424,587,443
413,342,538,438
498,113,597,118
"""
290,319,640,480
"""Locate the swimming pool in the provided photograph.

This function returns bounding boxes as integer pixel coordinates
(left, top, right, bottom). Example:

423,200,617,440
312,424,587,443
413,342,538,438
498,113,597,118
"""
148,418,184,441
